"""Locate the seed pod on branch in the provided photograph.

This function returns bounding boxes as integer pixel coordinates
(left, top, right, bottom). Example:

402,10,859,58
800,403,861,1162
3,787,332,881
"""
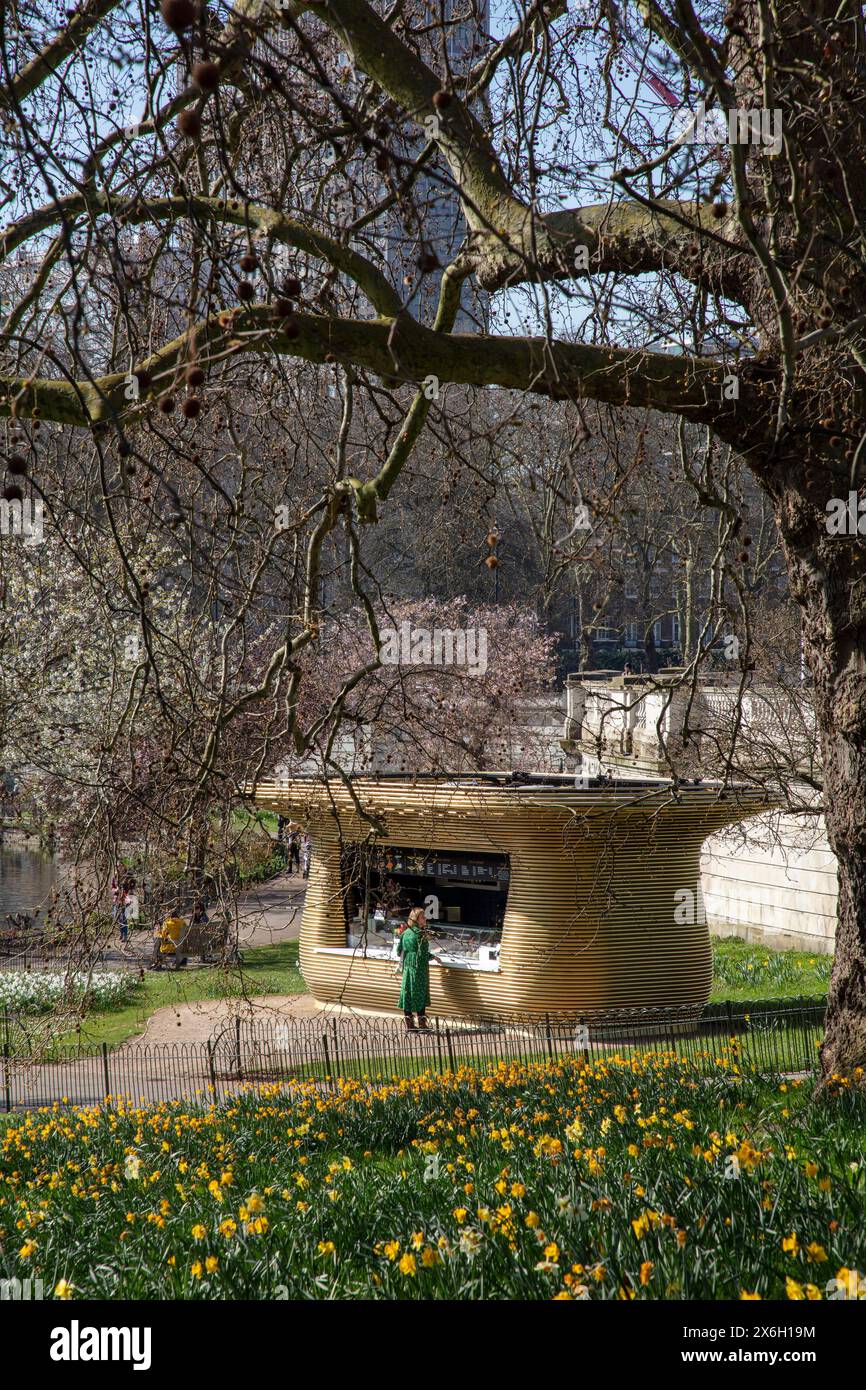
176,109,202,139
191,61,219,95
160,0,197,33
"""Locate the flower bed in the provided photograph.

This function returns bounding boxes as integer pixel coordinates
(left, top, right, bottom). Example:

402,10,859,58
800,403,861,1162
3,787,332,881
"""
0,970,141,1016
1,1053,865,1300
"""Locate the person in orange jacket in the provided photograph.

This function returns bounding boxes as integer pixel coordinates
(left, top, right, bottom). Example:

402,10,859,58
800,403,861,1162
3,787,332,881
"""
153,910,188,969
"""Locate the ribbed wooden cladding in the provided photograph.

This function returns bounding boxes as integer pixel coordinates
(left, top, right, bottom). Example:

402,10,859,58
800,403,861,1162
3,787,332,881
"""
253,778,770,1019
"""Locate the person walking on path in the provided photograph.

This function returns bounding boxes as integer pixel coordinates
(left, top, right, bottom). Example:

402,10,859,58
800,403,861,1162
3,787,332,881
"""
111,871,124,927
396,906,437,1032
301,832,311,879
287,827,301,875
119,876,136,944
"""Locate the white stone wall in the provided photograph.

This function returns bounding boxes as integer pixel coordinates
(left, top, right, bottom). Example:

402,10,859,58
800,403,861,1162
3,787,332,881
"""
567,673,835,953
289,695,572,777
701,811,838,954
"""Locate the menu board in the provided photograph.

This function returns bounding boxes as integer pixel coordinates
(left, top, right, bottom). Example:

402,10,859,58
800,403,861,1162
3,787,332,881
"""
369,847,509,883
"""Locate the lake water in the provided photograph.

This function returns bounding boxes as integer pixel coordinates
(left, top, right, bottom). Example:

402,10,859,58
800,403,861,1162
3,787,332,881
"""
0,844,59,919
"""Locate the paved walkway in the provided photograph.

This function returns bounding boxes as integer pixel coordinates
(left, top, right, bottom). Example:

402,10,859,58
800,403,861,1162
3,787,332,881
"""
114,874,415,1046
118,873,315,1044
234,873,306,948
4,871,310,972
133,992,411,1046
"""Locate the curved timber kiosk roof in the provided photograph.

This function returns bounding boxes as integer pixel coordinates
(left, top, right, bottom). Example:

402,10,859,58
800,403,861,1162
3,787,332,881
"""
253,773,771,1020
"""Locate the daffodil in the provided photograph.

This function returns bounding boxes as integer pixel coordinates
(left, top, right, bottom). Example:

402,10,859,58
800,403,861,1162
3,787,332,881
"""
458,1228,483,1258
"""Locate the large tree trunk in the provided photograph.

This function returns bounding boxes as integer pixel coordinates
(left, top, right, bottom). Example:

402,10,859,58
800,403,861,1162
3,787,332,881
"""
823,838,866,1078
782,510,866,1079
814,658,866,1078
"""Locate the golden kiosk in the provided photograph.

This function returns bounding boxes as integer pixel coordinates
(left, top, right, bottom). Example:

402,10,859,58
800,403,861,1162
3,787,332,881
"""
253,773,770,1021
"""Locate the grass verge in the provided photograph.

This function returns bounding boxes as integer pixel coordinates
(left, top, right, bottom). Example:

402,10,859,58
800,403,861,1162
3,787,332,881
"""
710,937,832,1001
45,941,305,1051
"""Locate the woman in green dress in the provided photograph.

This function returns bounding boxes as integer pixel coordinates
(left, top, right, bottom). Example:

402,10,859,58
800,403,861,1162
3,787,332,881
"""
396,906,435,1032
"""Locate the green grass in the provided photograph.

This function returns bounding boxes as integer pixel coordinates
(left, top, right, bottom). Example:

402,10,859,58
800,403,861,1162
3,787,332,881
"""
48,941,305,1051
710,937,833,1001
230,807,279,834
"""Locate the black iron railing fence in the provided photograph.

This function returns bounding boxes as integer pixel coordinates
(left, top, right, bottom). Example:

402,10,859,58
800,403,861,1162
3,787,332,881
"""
0,949,79,972
0,997,826,1113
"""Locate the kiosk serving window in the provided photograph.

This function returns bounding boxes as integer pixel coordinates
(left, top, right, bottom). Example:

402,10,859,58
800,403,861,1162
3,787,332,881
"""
340,844,509,969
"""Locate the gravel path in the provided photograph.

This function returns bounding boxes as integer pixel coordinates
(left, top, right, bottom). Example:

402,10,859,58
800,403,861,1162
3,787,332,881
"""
132,991,419,1046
